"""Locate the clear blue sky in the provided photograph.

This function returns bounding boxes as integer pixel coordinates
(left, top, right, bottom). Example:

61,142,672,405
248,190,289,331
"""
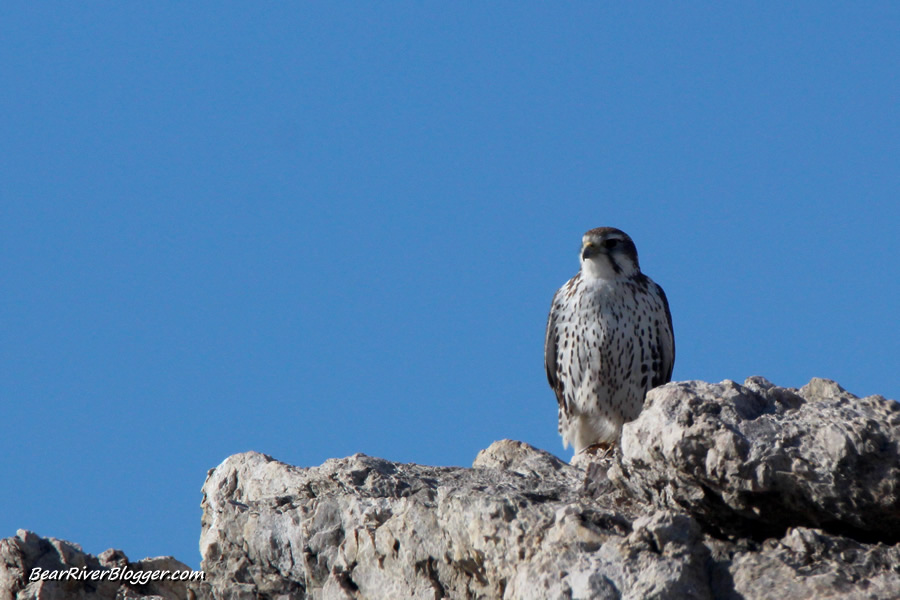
2,3,897,569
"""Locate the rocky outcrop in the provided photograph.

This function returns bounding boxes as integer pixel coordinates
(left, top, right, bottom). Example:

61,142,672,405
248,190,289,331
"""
197,378,900,600
0,529,198,600
4,377,897,599
610,377,900,544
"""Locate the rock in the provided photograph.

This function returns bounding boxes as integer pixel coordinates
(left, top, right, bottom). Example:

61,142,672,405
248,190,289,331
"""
0,530,199,600
5,377,898,600
722,527,900,600
199,444,717,600
609,377,900,544
198,378,900,599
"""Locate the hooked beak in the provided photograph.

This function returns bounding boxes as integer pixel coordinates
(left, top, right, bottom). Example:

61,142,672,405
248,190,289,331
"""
581,242,602,260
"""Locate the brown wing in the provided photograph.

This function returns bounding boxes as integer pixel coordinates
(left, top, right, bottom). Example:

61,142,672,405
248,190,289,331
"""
652,281,675,386
544,288,564,409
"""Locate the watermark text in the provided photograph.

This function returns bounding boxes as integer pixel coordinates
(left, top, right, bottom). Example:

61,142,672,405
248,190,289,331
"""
29,566,205,586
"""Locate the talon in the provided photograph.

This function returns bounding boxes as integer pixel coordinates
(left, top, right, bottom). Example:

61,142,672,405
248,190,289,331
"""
582,442,615,458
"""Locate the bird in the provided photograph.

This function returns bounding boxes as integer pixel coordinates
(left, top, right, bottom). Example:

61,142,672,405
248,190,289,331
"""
544,227,675,456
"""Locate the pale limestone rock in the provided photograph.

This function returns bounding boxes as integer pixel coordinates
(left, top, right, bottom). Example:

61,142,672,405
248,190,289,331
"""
0,530,195,600
198,378,900,599
199,443,724,599
609,377,900,543
5,377,898,600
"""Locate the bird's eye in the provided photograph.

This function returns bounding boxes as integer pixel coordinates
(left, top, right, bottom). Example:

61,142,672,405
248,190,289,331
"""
603,239,619,249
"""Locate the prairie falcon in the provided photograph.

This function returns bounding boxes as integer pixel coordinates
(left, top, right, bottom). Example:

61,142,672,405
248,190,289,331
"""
544,227,675,454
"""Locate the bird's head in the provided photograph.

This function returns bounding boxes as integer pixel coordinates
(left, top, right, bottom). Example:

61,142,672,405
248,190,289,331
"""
579,227,641,280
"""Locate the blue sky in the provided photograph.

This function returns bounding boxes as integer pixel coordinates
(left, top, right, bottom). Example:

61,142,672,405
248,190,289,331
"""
2,3,898,569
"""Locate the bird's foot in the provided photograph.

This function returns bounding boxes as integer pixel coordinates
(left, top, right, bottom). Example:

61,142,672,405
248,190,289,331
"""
570,442,616,468
583,442,615,458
